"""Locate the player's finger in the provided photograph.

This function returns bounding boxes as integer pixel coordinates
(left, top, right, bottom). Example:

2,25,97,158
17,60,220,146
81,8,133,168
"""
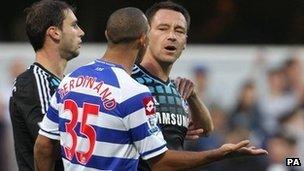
184,83,194,99
185,135,200,140
234,140,250,150
251,149,268,155
179,79,186,98
174,77,181,89
187,129,204,135
182,81,191,99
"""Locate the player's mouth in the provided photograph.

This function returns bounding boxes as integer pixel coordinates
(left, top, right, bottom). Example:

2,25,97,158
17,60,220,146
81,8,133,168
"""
164,45,177,53
164,45,177,54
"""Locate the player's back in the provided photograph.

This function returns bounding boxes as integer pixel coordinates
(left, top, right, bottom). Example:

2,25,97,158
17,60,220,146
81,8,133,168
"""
52,59,163,171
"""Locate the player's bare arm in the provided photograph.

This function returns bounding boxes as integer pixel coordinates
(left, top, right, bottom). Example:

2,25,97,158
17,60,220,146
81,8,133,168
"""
148,140,268,170
175,77,214,138
34,135,58,171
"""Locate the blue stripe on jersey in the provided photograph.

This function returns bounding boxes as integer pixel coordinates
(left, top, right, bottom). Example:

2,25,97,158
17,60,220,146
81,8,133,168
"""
59,118,132,144
130,122,152,142
68,64,120,88
118,92,152,118
61,147,138,171
58,118,152,144
40,128,60,136
141,144,167,158
46,105,59,123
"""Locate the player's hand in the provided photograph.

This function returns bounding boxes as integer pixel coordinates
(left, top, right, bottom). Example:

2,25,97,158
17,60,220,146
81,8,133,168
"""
185,121,204,140
219,140,251,156
174,77,195,99
218,140,268,157
237,146,268,156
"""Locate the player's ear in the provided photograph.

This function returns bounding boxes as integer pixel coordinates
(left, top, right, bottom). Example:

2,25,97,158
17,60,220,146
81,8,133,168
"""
138,34,148,48
47,26,61,40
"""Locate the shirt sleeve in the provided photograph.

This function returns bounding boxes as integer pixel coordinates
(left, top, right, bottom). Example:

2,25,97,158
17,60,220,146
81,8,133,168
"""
11,76,46,140
38,91,60,140
121,91,168,160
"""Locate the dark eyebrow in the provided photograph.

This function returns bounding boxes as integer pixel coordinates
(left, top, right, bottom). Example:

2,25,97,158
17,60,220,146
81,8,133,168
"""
157,23,170,27
175,25,186,31
157,23,186,31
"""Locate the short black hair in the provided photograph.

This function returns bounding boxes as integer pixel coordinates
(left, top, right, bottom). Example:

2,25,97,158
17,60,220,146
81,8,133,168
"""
25,0,74,52
106,7,148,44
145,1,190,30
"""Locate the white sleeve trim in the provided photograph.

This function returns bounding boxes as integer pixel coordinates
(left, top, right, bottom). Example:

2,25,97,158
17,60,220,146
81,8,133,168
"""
38,129,60,140
141,146,168,160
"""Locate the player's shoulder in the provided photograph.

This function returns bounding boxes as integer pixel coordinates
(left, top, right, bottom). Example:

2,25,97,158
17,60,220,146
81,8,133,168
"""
15,62,59,86
68,61,96,75
59,61,96,81
15,63,38,87
16,68,33,82
12,65,38,98
112,67,146,88
112,67,150,94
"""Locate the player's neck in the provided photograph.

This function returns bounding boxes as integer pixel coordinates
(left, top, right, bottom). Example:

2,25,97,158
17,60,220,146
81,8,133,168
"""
35,47,67,79
102,44,138,75
140,54,172,82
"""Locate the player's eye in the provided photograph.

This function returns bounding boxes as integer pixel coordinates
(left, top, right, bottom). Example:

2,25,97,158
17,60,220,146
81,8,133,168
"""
175,28,186,34
72,22,79,29
176,30,185,34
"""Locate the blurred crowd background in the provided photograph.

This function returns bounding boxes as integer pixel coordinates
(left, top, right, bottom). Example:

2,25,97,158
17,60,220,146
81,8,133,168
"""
0,0,304,171
0,0,304,44
184,51,304,171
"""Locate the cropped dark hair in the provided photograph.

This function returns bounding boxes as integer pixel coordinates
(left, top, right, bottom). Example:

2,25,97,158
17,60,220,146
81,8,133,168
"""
106,7,148,44
25,0,74,51
145,1,190,30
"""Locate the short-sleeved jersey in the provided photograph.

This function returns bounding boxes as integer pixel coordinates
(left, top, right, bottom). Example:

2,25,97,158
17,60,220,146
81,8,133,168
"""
132,64,190,170
9,62,63,171
39,59,167,171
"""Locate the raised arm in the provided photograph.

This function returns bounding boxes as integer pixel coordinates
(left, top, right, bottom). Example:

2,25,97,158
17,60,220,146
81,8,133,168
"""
175,77,214,138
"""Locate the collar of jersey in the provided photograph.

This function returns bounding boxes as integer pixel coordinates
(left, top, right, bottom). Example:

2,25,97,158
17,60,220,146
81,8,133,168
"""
33,62,61,81
136,64,171,86
95,59,125,70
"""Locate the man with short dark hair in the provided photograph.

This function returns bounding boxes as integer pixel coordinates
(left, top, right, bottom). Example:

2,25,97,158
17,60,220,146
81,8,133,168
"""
132,2,213,170
9,0,84,170
132,1,267,170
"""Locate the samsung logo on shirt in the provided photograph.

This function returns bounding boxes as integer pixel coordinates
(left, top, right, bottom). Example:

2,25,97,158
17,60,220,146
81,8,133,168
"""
156,112,190,127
